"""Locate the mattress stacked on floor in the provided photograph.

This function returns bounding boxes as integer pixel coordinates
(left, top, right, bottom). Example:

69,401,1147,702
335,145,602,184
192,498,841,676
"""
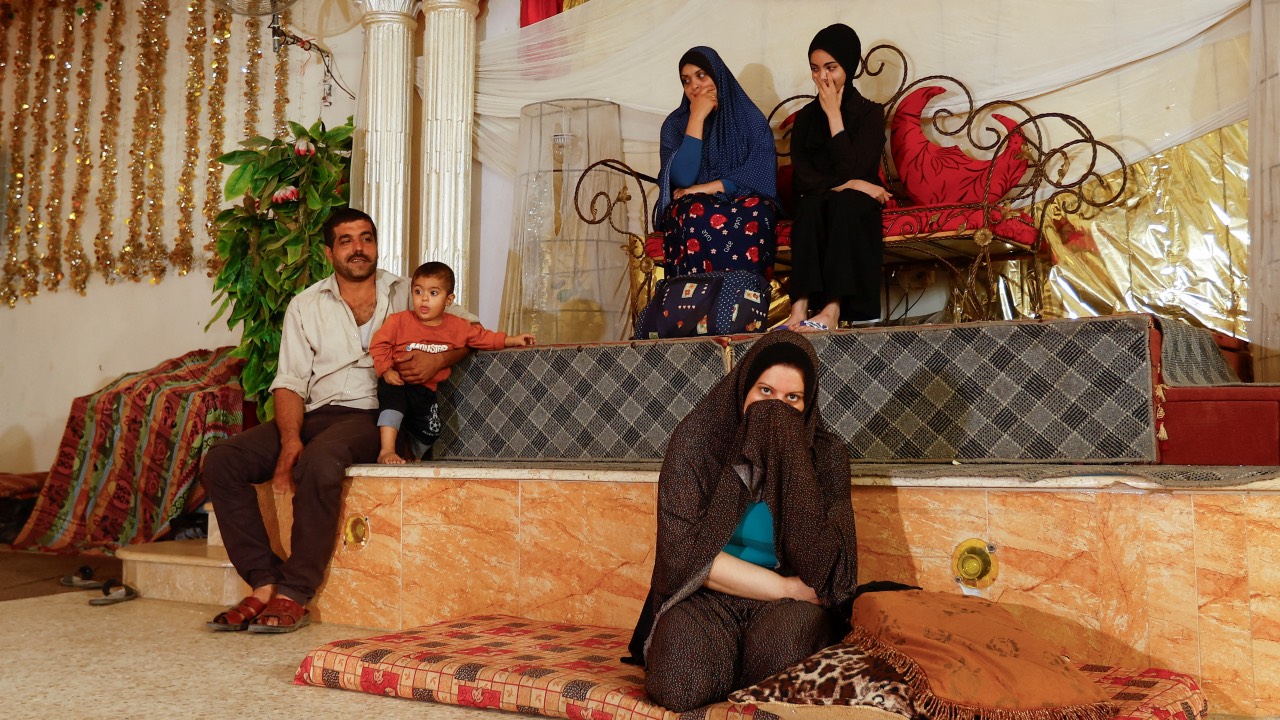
295,614,1209,720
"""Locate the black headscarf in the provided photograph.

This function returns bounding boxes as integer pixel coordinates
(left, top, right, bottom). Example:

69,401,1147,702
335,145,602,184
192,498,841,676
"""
626,331,858,665
808,23,862,85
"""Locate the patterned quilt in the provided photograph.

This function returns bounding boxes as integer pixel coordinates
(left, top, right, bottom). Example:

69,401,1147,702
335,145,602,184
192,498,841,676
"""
11,347,243,553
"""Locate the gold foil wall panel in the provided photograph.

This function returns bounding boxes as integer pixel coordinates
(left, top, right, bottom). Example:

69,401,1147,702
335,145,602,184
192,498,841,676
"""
1039,121,1249,338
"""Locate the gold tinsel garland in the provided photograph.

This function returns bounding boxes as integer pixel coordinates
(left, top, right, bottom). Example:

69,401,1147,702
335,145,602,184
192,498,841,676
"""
120,0,169,282
203,6,231,275
244,15,262,139
171,0,207,277
273,9,290,139
1,0,292,304
42,0,78,292
18,0,55,300
64,0,100,295
142,0,171,282
93,0,126,283
1,4,34,308
0,7,14,300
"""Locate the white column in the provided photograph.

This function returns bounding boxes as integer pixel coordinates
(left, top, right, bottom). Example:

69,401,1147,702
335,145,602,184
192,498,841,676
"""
354,0,420,277
1250,0,1280,380
417,0,479,306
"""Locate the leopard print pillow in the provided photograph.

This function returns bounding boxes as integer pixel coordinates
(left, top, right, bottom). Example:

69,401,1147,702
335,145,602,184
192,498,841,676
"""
727,643,917,717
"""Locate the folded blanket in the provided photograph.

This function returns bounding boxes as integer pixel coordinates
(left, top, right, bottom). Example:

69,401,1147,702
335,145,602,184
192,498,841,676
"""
12,348,243,553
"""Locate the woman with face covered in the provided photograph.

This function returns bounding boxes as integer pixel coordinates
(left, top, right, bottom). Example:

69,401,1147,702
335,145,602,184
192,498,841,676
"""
784,24,889,332
655,47,780,278
626,331,859,711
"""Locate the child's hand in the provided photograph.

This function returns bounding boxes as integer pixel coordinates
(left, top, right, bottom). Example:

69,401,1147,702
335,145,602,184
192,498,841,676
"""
383,369,404,386
506,333,536,347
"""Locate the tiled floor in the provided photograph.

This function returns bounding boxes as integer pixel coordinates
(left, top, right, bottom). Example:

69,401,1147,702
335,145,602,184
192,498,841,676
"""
0,592,508,720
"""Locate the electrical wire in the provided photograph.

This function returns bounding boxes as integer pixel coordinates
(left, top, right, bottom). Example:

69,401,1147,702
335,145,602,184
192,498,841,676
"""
317,47,355,100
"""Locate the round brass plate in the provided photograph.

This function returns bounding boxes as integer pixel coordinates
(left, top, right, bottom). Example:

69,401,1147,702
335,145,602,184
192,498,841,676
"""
952,538,998,588
343,515,369,548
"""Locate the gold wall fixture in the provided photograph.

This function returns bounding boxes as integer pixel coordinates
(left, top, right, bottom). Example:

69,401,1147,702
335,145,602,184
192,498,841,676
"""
952,538,999,589
343,515,370,549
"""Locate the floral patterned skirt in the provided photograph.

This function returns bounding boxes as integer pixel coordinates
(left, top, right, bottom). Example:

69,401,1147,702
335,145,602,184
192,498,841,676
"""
661,193,777,277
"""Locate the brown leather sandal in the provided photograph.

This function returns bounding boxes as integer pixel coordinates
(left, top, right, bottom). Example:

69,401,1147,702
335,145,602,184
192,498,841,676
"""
247,594,311,634
207,595,267,631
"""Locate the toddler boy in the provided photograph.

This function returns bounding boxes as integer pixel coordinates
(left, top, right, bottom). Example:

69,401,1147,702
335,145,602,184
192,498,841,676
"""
370,261,535,463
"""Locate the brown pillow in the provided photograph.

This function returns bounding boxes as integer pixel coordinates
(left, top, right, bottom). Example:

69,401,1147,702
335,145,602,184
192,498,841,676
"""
849,590,1115,720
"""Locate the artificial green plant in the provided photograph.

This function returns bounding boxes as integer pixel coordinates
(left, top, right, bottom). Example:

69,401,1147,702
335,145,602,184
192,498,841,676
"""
207,118,354,422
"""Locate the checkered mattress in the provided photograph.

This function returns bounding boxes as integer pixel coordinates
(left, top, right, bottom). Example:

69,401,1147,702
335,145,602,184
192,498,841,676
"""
433,315,1160,462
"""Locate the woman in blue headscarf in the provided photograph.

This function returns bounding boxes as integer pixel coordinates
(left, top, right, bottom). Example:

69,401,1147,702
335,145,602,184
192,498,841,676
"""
655,47,779,277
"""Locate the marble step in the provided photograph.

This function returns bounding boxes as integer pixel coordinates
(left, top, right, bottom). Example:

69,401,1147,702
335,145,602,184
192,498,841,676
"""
116,538,248,607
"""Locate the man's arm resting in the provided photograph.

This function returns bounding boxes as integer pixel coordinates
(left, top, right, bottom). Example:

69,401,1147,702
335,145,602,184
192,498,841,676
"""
271,388,306,493
394,347,470,385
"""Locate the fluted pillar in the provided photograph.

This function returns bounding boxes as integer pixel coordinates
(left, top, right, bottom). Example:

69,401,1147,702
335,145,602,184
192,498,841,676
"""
354,0,420,277
417,0,479,306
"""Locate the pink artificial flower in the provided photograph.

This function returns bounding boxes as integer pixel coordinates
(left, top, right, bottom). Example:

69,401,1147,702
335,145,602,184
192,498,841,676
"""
273,185,300,203
294,139,316,157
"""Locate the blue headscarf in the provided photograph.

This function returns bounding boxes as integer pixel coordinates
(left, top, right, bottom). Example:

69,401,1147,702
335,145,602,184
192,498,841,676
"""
653,46,779,226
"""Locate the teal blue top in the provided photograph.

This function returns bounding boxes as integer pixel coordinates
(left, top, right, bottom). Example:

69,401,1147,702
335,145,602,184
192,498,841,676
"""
724,501,776,568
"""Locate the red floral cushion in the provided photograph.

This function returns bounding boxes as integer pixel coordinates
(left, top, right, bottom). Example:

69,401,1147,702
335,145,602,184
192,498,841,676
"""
883,205,1037,247
776,220,791,248
777,163,796,217
644,232,664,260
890,85,1029,206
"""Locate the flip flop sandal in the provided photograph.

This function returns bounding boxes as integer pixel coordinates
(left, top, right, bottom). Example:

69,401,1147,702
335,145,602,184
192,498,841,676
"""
207,595,268,632
248,595,311,634
89,579,138,606
60,565,105,589
797,319,830,331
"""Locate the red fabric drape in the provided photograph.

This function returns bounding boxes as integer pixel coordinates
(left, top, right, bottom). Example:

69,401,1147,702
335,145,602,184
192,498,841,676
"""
520,0,562,27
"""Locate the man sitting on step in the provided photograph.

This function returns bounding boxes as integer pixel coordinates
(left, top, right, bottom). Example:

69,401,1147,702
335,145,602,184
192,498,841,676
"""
202,208,472,633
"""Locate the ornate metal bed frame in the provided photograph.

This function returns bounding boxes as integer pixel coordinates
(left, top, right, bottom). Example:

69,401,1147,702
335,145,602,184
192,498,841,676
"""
574,44,1128,330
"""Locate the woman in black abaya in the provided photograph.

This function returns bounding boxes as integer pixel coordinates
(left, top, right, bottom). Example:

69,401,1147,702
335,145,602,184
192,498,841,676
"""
784,24,890,331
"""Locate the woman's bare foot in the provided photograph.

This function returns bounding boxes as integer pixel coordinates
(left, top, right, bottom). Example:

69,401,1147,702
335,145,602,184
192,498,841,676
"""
378,450,406,464
782,297,810,329
806,309,839,330
782,312,808,329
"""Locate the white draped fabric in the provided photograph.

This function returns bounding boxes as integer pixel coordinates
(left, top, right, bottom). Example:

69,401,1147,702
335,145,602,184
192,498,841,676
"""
415,0,1250,178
